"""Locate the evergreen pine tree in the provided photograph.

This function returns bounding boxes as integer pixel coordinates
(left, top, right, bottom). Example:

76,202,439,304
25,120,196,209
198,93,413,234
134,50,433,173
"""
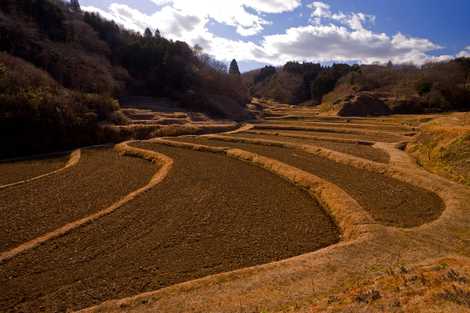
70,0,80,11
229,59,240,75
144,27,153,38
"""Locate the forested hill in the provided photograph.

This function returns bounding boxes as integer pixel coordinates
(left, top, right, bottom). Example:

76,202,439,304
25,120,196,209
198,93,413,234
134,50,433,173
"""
0,0,248,157
0,0,248,102
244,59,470,114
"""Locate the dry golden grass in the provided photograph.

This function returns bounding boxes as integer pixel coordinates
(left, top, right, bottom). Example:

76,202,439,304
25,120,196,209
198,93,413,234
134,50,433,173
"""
407,113,470,186
115,122,238,140
305,256,470,313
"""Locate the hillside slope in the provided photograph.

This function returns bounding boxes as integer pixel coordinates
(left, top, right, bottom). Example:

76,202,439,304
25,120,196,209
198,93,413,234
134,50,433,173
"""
245,60,470,117
0,0,250,157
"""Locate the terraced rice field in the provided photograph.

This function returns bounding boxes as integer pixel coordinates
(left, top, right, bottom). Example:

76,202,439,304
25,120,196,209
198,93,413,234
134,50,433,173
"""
0,143,337,312
257,119,415,132
229,132,390,163
252,128,405,142
172,136,443,227
1,104,468,313
0,148,154,251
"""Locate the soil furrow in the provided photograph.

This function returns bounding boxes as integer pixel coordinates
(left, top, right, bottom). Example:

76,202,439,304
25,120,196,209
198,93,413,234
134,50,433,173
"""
0,148,154,251
0,143,338,313
173,137,444,228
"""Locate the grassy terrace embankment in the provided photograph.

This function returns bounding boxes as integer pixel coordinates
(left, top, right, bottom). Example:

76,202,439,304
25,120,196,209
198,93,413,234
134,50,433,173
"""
173,136,444,228
0,148,154,251
0,143,338,313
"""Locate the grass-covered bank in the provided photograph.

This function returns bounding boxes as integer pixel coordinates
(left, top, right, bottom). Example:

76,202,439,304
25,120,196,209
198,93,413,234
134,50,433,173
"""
407,113,470,186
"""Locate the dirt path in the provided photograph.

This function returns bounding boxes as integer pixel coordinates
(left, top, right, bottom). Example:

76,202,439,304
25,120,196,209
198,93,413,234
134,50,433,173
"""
0,154,68,186
0,148,154,252
232,132,390,163
0,143,338,313
173,137,443,228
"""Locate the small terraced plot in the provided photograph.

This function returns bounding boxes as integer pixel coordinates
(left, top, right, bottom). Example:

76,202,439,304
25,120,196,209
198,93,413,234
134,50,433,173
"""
173,137,444,228
253,128,405,143
256,120,414,133
0,143,338,313
232,132,390,163
0,154,68,186
0,148,155,251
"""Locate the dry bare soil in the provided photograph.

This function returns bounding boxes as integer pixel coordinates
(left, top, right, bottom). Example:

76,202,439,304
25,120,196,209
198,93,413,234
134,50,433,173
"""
0,100,469,313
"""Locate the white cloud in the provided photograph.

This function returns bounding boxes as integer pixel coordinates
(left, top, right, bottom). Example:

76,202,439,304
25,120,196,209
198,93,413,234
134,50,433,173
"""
310,1,331,19
256,2,442,65
82,2,271,61
147,0,301,36
83,4,206,38
457,46,470,58
245,0,301,13
308,1,375,31
425,55,454,63
152,0,301,14
83,1,447,67
261,24,442,65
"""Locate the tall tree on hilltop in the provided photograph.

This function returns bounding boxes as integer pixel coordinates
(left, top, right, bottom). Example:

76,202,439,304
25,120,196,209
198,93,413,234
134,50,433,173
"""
229,59,240,75
70,0,80,12
144,27,153,38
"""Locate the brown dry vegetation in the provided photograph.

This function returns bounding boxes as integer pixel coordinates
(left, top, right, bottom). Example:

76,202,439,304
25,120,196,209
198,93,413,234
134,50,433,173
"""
306,256,470,313
407,112,470,186
244,59,470,115
0,0,252,158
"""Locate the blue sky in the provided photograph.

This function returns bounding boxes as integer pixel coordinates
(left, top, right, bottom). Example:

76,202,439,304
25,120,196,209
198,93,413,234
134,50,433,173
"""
79,0,470,72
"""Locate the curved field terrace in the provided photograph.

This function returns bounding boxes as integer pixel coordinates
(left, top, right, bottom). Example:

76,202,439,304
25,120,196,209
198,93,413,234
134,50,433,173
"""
0,148,155,251
255,128,407,143
232,132,390,163
0,143,338,313
173,136,444,228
